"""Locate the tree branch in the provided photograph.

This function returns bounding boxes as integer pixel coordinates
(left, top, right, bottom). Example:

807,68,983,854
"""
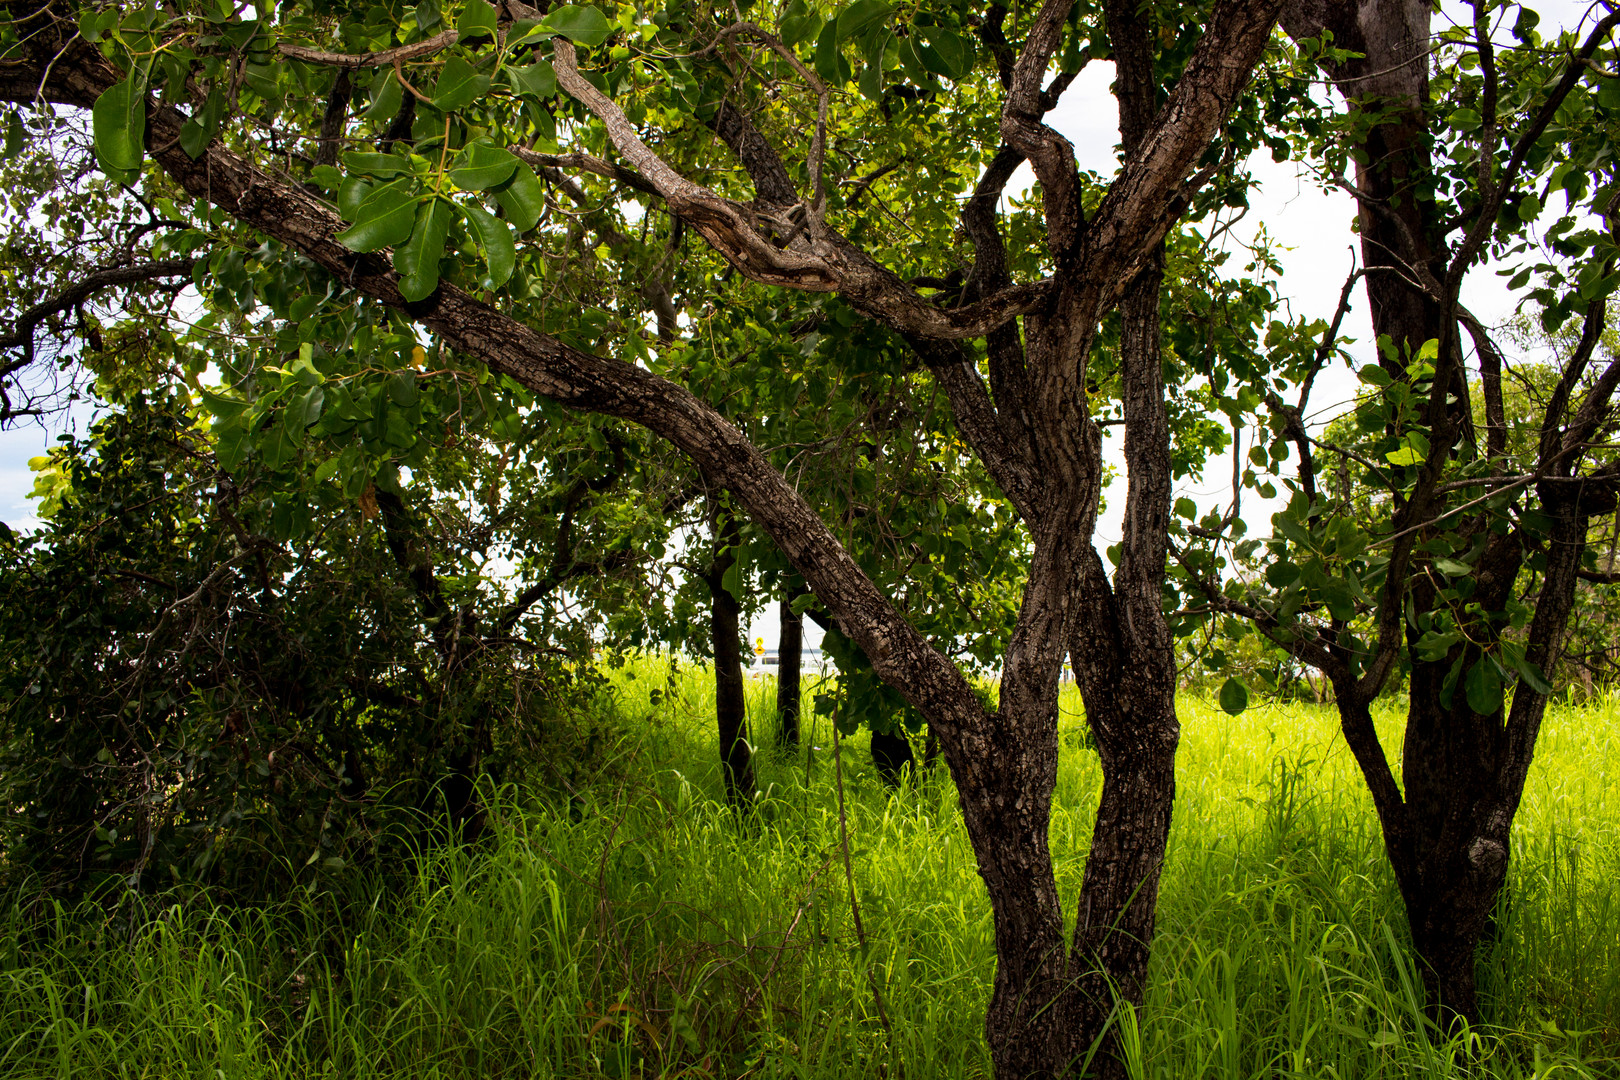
1458,305,1508,465
276,31,459,69
1075,0,1285,289
1000,0,1084,255
0,258,199,369
546,39,1051,339
1539,296,1607,472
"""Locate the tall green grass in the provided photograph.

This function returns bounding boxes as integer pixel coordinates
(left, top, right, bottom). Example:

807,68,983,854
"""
1,661,1617,1078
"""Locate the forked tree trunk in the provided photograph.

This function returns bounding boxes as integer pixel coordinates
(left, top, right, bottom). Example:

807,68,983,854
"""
704,503,754,806
776,592,803,749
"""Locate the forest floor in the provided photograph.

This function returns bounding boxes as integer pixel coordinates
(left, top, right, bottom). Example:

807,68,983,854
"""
4,658,1619,1078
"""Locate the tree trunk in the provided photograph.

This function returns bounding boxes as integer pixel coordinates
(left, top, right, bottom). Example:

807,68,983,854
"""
1060,229,1181,1076
1275,0,1612,1026
374,488,488,843
869,729,914,786
776,591,803,749
704,502,754,806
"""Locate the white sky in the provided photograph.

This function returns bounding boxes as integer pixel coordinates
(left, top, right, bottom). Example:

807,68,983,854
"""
1,1,1603,652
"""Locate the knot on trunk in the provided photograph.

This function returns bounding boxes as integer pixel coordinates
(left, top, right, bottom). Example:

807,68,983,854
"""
1467,836,1506,876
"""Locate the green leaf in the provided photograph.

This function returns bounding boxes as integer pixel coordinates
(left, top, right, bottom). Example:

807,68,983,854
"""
1274,512,1313,551
387,370,421,407
1357,364,1392,387
338,176,374,219
1599,77,1620,112
283,385,325,443
1173,496,1197,521
198,387,249,423
781,0,821,45
815,21,852,85
1516,657,1554,695
433,56,493,112
343,151,411,178
897,35,931,85
491,162,544,232
1265,561,1300,588
505,19,551,49
540,5,613,47
366,70,404,119
310,164,344,189
916,24,972,79
383,408,418,448
1433,557,1472,578
394,198,457,301
1446,107,1481,132
215,419,251,470
463,202,515,286
1218,677,1250,716
456,0,499,41
1465,657,1503,716
1415,629,1463,661
449,141,519,190
179,88,225,160
1,111,22,160
336,180,422,252
835,0,892,42
505,59,557,100
92,75,146,182
857,54,884,100
1385,445,1424,466
259,422,297,470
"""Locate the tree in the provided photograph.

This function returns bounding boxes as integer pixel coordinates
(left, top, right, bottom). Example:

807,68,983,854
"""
0,0,1290,1073
1176,0,1620,1024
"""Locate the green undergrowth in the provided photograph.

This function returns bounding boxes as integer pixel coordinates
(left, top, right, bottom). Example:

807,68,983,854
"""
2,658,1618,1078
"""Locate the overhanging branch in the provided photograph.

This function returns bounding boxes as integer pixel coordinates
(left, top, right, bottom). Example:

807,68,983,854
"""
1,258,199,372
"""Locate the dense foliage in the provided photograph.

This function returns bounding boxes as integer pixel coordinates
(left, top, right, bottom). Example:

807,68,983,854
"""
0,392,626,895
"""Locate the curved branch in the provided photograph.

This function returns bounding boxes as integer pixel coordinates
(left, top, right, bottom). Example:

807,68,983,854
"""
547,39,1047,340
276,31,459,69
1077,0,1284,289
512,147,660,197
999,0,1084,254
1,258,198,370
550,39,837,290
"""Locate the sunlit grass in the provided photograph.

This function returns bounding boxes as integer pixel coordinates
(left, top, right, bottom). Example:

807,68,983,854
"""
1,659,1616,1078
